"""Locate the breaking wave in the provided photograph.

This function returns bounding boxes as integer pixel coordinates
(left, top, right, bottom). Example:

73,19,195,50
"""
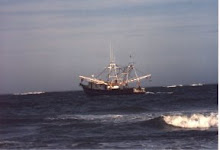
165,83,204,88
46,113,155,124
166,85,177,88
13,91,45,95
46,112,218,130
145,91,173,95
145,91,155,95
163,113,218,129
191,83,203,87
166,84,184,88
48,114,144,123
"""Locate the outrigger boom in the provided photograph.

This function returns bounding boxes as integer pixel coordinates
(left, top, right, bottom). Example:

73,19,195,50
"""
79,76,108,85
126,74,151,83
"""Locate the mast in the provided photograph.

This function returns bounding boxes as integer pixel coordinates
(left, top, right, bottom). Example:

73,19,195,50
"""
108,43,119,83
110,42,115,63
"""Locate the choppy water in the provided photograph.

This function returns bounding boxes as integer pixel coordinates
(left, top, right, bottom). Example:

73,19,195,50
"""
0,84,218,149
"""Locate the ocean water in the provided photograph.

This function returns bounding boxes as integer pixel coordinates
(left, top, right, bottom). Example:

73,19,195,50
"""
0,84,218,149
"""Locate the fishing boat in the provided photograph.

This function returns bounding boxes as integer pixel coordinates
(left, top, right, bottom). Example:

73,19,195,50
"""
79,48,151,96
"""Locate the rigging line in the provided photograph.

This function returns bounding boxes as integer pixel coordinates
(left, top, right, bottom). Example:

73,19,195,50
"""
128,67,132,81
135,67,146,76
133,67,140,84
96,67,108,78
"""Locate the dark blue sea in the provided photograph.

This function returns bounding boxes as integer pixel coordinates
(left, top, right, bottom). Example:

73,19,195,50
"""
0,84,218,149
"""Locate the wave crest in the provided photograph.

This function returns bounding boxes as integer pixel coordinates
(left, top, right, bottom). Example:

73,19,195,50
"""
14,91,45,95
166,85,177,88
46,112,218,130
163,113,218,129
191,83,203,87
46,113,154,124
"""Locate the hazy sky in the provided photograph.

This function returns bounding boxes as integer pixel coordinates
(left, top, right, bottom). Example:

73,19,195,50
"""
0,0,217,94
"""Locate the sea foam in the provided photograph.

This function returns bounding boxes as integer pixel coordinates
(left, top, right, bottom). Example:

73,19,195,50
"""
191,83,203,87
166,85,177,88
163,113,218,129
47,113,155,124
14,91,45,95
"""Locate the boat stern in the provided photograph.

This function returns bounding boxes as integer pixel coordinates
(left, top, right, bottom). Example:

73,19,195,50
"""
133,87,146,94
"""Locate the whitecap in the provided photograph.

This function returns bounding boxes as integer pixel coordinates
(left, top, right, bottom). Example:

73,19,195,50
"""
14,91,45,95
163,113,218,129
191,83,203,87
46,113,156,124
145,91,155,95
167,85,177,88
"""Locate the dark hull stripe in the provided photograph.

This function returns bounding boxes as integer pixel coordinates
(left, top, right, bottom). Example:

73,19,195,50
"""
80,84,145,96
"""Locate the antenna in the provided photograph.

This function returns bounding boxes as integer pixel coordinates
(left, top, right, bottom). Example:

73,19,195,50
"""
110,42,112,63
129,52,134,64
110,42,115,63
